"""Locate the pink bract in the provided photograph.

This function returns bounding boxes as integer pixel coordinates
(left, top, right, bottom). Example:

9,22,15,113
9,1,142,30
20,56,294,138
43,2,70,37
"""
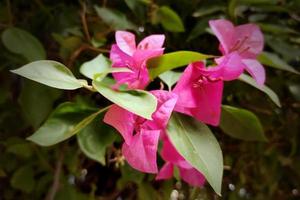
209,19,265,85
110,31,165,89
173,53,244,126
103,90,177,173
156,136,205,187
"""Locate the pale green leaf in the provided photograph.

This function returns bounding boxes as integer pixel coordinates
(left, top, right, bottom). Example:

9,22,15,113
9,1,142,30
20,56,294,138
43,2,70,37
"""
258,51,299,75
159,70,182,90
147,51,214,79
220,105,267,141
92,80,157,120
239,74,281,107
167,113,223,195
157,6,185,32
11,60,83,90
80,54,131,80
1,27,46,62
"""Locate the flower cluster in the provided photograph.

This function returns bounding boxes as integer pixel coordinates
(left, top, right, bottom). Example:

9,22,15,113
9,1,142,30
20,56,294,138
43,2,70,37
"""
104,19,264,187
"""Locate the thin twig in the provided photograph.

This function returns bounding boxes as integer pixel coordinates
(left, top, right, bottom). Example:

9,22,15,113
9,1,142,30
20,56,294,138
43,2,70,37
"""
6,0,13,26
67,44,109,67
80,2,91,42
45,146,65,200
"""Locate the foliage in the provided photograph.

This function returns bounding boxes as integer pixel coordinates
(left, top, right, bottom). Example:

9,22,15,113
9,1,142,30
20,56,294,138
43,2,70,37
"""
0,0,300,199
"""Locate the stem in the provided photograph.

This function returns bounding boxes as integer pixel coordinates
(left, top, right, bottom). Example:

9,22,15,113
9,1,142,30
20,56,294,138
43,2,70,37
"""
80,2,91,42
6,0,13,26
45,145,65,200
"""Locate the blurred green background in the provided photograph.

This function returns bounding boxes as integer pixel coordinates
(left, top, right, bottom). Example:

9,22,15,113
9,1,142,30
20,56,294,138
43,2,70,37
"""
0,0,299,199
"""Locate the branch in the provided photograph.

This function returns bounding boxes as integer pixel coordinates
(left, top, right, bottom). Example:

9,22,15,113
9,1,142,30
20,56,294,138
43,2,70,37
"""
44,146,65,200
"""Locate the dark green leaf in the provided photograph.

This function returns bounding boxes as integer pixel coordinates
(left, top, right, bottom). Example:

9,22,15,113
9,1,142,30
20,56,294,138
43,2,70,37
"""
10,165,35,193
19,80,61,128
11,60,83,90
220,105,267,141
92,80,157,119
147,51,214,79
77,114,117,165
1,27,46,62
167,113,223,195
157,6,185,32
258,52,300,75
94,6,138,30
239,74,281,107
27,102,105,146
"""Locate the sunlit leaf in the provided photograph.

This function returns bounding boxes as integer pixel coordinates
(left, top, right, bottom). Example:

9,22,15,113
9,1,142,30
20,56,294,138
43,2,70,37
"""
11,60,83,90
220,105,267,141
92,80,157,119
159,70,182,90
147,51,214,79
167,113,223,195
80,54,131,80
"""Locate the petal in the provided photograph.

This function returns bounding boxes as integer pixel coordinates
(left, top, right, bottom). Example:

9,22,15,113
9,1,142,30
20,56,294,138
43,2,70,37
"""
115,31,136,56
156,162,174,180
234,24,264,58
103,105,135,144
122,129,160,173
242,59,266,86
145,90,178,130
175,80,224,126
179,167,206,187
214,52,245,81
173,62,206,108
161,137,190,168
137,34,165,50
110,44,133,67
209,19,235,54
133,48,164,68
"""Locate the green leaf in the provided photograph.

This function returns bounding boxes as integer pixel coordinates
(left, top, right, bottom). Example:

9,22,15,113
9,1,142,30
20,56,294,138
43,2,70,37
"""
1,27,46,62
19,80,61,128
11,165,35,193
167,113,223,195
258,51,300,75
220,105,267,141
11,60,83,90
6,143,33,159
239,74,281,107
192,6,225,17
159,70,182,90
27,102,106,146
77,114,117,165
94,6,137,30
157,6,185,32
80,54,131,80
92,80,157,119
147,51,214,79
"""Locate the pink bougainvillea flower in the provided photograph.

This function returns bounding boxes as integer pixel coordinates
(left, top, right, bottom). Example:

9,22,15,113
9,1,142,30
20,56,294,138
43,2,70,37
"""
110,31,165,89
173,53,245,126
209,19,265,85
156,136,205,187
103,90,177,173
